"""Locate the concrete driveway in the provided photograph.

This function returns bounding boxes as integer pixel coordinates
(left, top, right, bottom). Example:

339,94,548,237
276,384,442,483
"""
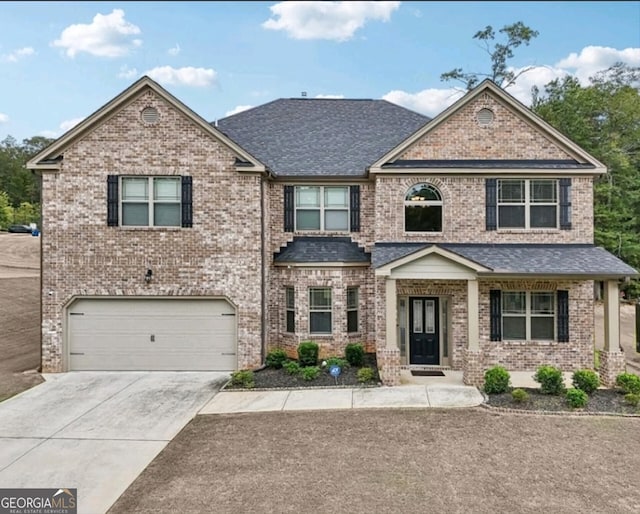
0,371,228,514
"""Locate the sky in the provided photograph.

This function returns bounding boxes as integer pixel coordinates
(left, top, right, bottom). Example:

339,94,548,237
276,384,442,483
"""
0,1,639,142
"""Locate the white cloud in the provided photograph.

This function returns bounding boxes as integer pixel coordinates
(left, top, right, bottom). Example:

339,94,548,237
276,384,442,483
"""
39,130,58,138
52,9,142,58
168,44,181,56
145,66,216,87
118,64,138,79
0,113,9,124
382,88,464,117
225,105,253,117
59,117,84,132
263,1,401,41
555,46,640,84
2,46,35,62
314,94,345,99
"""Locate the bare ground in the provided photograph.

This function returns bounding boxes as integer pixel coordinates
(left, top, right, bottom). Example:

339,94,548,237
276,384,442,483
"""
0,233,43,401
109,409,640,514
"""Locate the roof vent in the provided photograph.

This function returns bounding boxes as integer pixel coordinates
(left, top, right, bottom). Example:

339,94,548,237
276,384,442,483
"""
477,108,494,126
141,107,159,124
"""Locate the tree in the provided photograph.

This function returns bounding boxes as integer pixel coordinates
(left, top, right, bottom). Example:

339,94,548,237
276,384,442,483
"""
440,21,539,90
533,63,640,295
0,191,13,229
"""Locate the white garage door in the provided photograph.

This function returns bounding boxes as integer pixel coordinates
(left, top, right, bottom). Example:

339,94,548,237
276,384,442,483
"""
68,298,236,371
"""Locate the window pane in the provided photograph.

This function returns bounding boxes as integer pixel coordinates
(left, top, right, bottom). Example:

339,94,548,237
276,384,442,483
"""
325,210,349,231
122,178,148,201
503,292,526,314
530,180,557,203
530,206,557,228
347,310,358,333
425,300,435,334
503,317,526,339
286,310,295,333
296,210,321,230
413,300,423,333
498,180,524,202
286,287,295,309
309,288,331,309
310,312,331,333
531,317,554,340
498,205,525,228
154,178,180,201
324,187,348,207
531,293,555,314
406,184,441,202
347,287,358,310
405,205,442,232
296,187,320,207
122,203,149,225
154,204,181,226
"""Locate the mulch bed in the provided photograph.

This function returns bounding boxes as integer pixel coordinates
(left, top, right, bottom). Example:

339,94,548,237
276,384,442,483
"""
485,387,639,415
224,353,381,390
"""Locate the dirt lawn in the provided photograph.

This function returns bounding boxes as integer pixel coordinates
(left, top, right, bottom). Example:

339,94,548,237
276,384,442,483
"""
0,233,43,400
109,409,640,514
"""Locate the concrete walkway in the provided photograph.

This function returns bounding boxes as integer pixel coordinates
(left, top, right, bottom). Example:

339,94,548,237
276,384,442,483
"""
0,372,228,514
200,384,484,414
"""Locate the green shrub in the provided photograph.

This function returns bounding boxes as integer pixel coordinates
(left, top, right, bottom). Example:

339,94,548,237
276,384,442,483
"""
565,388,588,409
230,370,255,389
357,367,375,383
301,366,321,381
345,343,365,367
534,365,565,395
265,349,288,369
324,356,350,369
572,369,600,395
615,373,640,395
624,393,640,407
483,366,510,394
297,341,319,367
283,361,301,375
511,388,529,403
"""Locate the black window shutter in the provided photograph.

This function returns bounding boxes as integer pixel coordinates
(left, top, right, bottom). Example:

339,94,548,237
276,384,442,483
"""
486,179,497,231
350,185,360,232
284,185,294,232
559,178,572,230
557,290,569,342
181,176,193,228
107,175,119,226
490,289,502,341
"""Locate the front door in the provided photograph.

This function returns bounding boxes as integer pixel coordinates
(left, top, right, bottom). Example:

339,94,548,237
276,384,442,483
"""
409,297,439,365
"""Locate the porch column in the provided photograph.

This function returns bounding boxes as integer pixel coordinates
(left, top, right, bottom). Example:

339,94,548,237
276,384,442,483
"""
601,279,626,387
385,278,397,349
467,279,479,351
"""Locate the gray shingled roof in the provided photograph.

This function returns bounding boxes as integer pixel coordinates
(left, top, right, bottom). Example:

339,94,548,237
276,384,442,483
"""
373,243,638,277
274,237,370,264
382,159,596,169
216,99,430,177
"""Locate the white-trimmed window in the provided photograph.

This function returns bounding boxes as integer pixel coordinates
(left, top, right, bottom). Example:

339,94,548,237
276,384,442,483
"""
405,183,443,232
295,186,349,231
502,291,555,340
309,287,332,334
121,177,181,226
347,286,359,333
285,287,295,333
498,179,558,229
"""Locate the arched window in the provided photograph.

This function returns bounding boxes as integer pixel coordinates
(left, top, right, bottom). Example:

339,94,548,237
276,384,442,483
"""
404,183,443,232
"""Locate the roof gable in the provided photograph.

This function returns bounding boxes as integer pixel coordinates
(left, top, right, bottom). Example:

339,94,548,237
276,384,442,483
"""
216,98,429,177
371,80,606,174
27,76,265,172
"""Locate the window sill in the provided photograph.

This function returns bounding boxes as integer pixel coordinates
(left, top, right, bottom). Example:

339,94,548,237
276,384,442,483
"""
117,226,183,231
403,231,443,235
497,229,560,233
308,334,333,338
500,339,560,345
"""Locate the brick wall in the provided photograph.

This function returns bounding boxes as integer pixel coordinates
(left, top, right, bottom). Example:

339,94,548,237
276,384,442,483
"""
41,88,264,372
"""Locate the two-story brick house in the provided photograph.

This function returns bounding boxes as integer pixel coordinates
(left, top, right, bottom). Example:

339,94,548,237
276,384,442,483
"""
27,76,637,386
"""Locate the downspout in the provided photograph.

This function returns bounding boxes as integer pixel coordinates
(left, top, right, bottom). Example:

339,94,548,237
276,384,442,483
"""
260,173,266,364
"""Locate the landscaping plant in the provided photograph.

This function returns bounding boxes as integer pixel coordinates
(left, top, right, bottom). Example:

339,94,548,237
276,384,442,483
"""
572,369,600,395
565,388,588,409
357,367,375,383
624,393,640,407
345,343,365,367
230,370,255,389
615,372,640,395
534,365,565,395
325,356,350,369
283,361,302,376
301,366,321,381
297,341,319,367
483,365,510,394
511,388,529,403
265,348,288,369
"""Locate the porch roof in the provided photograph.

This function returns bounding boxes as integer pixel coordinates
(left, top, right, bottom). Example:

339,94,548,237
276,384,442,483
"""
274,236,370,265
373,243,638,278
